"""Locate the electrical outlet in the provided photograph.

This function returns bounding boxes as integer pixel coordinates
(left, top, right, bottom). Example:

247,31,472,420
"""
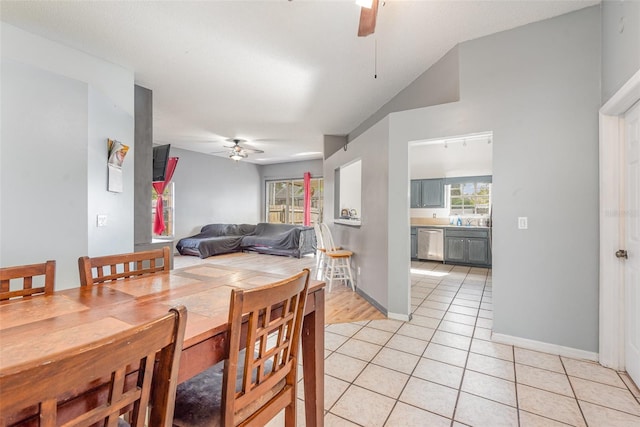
432,213,437,218
97,214,108,227
518,217,528,229
357,266,361,276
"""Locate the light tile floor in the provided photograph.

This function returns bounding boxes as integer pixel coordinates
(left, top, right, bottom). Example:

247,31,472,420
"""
294,260,640,427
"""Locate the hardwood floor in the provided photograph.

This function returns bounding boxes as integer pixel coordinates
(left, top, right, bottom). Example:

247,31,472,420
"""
324,285,385,324
173,251,385,324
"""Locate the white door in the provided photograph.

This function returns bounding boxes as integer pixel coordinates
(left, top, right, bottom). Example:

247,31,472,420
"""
625,100,640,386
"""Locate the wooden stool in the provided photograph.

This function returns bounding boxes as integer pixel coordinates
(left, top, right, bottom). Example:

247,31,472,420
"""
320,223,355,292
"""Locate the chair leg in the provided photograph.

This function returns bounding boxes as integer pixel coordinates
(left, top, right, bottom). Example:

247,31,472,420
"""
315,251,323,280
327,258,335,292
316,251,327,280
284,400,296,427
345,257,355,291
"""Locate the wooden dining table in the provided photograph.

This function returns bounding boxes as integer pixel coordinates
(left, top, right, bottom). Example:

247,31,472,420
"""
0,263,325,427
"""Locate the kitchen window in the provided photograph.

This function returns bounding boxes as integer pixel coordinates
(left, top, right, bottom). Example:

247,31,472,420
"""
449,181,491,215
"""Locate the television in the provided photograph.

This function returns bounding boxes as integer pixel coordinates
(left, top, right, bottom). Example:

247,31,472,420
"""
152,144,171,182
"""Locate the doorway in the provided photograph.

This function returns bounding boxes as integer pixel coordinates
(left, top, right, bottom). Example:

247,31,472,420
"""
599,69,640,388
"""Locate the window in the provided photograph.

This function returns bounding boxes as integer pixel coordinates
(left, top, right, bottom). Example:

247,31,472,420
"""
449,181,491,215
266,178,323,225
334,159,361,221
152,182,174,238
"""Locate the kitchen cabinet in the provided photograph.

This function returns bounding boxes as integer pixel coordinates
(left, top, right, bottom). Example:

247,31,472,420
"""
410,179,444,208
410,227,417,259
444,228,491,267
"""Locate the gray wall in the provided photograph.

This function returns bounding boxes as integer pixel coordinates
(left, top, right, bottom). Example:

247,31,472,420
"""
324,33,462,318
330,6,602,351
260,159,323,181
260,159,323,222
324,118,391,311
349,45,460,142
134,85,153,246
170,148,262,244
601,0,640,103
87,87,135,258
1,60,88,288
323,135,348,160
1,23,135,289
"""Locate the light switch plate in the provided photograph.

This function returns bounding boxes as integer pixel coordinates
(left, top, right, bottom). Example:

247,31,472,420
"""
97,214,108,227
518,217,528,229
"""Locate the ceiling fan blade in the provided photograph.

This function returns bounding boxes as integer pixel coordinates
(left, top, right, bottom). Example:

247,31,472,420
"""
239,147,264,154
358,0,379,37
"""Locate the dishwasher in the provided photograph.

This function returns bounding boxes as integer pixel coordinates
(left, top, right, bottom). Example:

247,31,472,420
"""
417,228,444,261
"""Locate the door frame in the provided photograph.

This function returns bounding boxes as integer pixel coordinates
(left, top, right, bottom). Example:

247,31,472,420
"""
599,68,640,370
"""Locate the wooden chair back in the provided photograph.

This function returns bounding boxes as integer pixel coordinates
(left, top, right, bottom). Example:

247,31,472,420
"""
0,260,55,301
78,247,170,286
223,268,310,427
0,305,187,427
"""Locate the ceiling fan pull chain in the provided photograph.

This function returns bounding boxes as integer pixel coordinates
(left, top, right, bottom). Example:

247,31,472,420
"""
374,38,378,79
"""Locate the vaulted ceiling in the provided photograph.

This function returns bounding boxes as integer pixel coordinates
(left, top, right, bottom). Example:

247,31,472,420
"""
0,0,599,163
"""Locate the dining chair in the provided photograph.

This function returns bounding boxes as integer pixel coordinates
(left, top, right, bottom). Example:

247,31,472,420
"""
0,260,56,301
172,268,310,427
0,305,187,427
320,223,355,292
78,246,170,286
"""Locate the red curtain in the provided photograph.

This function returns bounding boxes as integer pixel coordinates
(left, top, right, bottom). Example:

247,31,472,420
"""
303,172,311,226
153,157,179,235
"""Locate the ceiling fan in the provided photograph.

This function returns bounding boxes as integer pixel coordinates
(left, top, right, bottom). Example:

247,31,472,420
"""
357,0,380,37
213,138,264,161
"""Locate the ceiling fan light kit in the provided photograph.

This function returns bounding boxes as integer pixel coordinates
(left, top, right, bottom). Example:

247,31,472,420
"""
212,138,265,161
230,152,247,161
225,138,264,162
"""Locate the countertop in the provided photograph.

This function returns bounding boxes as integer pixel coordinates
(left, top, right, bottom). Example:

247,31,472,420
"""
411,224,490,229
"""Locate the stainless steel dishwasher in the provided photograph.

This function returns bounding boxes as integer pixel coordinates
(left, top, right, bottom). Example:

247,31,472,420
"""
417,228,444,261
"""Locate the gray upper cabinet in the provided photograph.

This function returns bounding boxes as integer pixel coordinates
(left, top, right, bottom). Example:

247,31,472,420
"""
410,181,422,208
410,179,444,208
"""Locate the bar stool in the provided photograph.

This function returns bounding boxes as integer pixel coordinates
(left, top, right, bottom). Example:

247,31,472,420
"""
320,223,355,292
313,223,327,280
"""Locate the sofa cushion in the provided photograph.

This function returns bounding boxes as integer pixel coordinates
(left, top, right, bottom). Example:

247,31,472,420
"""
200,223,237,236
236,224,257,235
240,223,312,249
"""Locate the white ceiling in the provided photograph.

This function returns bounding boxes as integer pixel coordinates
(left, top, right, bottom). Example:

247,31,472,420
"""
0,0,599,164
410,133,493,179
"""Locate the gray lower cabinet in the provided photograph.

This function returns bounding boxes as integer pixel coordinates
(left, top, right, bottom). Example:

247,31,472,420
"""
410,227,418,259
444,237,466,263
444,228,491,267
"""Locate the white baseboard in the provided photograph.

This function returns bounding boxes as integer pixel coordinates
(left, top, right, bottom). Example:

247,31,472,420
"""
387,312,410,322
492,332,599,362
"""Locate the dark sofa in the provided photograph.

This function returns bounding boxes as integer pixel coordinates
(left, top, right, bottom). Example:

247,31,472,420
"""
176,223,316,259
